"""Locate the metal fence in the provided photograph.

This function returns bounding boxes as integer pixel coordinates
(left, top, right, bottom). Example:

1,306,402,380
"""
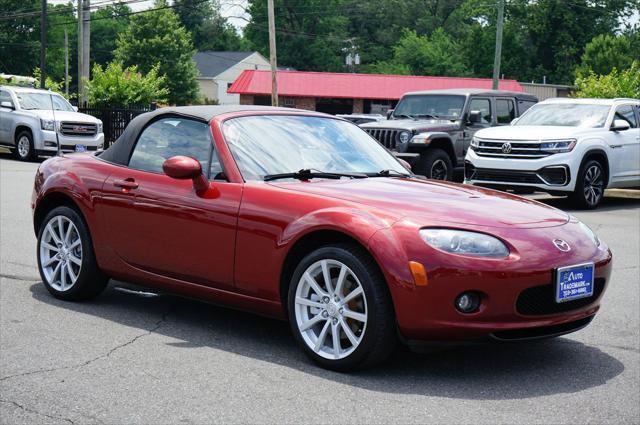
76,104,157,147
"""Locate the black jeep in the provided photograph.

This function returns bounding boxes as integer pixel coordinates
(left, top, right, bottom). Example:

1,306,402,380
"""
360,89,538,180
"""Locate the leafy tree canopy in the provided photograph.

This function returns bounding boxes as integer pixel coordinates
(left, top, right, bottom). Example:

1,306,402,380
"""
575,60,640,98
576,33,639,77
87,62,169,106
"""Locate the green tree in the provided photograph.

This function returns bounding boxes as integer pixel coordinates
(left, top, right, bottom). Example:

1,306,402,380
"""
0,0,40,76
575,61,640,98
87,62,168,106
115,0,200,104
373,29,469,76
576,34,637,77
174,0,246,51
91,2,132,67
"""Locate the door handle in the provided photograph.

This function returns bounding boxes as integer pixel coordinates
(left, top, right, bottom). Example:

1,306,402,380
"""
113,178,139,190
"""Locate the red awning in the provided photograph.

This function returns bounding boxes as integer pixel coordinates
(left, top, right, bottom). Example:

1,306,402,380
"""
228,70,523,100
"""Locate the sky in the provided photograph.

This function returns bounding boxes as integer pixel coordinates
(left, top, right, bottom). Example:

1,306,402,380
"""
48,0,639,32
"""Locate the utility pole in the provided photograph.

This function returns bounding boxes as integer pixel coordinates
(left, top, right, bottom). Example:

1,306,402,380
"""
39,0,47,89
78,0,90,105
492,0,505,90
64,29,69,96
267,0,278,106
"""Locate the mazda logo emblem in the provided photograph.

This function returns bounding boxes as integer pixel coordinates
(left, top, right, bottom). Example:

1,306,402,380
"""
553,239,571,252
501,142,512,154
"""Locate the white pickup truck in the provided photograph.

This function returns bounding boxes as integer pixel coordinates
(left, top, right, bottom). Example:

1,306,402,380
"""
464,97,640,208
0,86,104,161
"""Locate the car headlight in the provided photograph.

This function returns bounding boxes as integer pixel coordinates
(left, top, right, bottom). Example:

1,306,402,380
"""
578,221,602,248
540,139,576,153
399,131,411,144
419,228,510,258
97,122,103,133
470,137,480,149
40,119,56,131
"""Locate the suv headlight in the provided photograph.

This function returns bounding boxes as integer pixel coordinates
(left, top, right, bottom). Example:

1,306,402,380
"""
40,119,56,131
540,139,576,153
419,228,510,258
97,122,103,133
470,137,480,149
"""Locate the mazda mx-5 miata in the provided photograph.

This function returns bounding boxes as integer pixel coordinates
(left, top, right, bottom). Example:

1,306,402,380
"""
32,106,612,370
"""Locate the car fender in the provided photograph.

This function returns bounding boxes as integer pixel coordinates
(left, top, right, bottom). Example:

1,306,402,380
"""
12,113,41,144
573,136,611,185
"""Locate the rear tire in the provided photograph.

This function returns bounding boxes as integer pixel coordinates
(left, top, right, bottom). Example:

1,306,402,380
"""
37,206,108,301
14,130,35,161
287,244,396,371
415,149,453,181
571,159,605,209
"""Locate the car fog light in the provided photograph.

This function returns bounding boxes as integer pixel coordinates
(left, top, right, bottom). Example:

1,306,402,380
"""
455,292,480,313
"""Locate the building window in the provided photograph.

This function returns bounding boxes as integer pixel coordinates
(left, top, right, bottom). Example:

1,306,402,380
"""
226,83,233,93
283,97,295,107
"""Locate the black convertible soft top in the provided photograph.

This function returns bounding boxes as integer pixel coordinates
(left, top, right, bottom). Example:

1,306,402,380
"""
99,105,305,165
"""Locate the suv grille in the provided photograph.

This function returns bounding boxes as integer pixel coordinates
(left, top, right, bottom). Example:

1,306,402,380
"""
516,278,606,316
474,138,549,159
60,122,97,137
364,128,400,149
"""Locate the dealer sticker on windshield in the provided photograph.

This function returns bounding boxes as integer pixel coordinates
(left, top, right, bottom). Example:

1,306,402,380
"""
556,263,594,303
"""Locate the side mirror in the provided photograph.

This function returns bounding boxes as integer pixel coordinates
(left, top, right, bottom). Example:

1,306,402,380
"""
610,119,630,132
1,101,14,110
386,109,394,120
510,117,519,125
162,156,209,193
72,106,79,112
468,110,482,124
397,158,412,172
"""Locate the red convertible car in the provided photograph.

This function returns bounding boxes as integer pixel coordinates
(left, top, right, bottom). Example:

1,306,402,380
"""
32,106,612,370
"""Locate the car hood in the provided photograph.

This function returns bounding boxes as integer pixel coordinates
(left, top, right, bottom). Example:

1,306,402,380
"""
360,119,459,133
476,125,597,141
28,109,100,123
271,178,569,229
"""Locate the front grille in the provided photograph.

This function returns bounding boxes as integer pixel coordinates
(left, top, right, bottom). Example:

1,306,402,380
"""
364,128,401,149
472,168,542,184
60,144,98,151
474,138,550,159
60,121,97,136
491,316,594,340
516,278,606,316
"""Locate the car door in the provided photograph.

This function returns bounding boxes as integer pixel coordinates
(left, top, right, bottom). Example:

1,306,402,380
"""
0,89,15,144
607,104,640,185
99,116,241,290
461,97,493,159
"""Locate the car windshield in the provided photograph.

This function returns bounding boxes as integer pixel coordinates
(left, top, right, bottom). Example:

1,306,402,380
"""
516,103,611,127
223,115,408,181
16,92,73,111
393,95,466,119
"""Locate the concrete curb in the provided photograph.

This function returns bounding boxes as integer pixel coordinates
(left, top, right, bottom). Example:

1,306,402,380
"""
605,189,640,199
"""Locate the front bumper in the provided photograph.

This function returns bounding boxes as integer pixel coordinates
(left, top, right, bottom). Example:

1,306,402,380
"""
464,148,578,193
369,220,613,342
35,130,104,155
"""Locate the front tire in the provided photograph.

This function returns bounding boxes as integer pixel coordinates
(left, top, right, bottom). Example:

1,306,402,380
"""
287,244,396,371
37,206,108,301
571,160,605,209
14,130,35,161
415,149,453,180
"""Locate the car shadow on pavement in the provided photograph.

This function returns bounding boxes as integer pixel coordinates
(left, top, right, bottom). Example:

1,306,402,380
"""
532,195,639,213
29,281,624,401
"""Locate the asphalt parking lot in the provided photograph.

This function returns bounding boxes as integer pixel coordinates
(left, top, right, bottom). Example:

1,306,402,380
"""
1,153,639,425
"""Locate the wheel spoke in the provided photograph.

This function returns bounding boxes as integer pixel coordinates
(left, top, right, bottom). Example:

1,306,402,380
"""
339,318,359,346
51,262,62,284
342,308,367,323
66,262,77,283
56,216,65,242
300,314,324,332
304,272,327,297
68,254,82,266
314,321,331,352
60,262,67,289
331,322,341,358
334,265,347,297
340,286,363,305
42,242,59,252
295,296,323,309
320,260,334,295
46,223,62,245
42,256,58,267
64,222,73,244
68,239,81,250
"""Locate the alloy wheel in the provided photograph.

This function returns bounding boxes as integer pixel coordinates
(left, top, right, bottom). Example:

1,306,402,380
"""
430,159,448,180
39,215,83,291
17,135,30,158
583,164,604,206
294,259,368,360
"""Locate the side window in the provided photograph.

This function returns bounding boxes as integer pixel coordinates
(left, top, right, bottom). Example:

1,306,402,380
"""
0,90,13,107
496,99,516,124
468,98,491,124
128,117,214,174
518,100,536,115
614,105,638,128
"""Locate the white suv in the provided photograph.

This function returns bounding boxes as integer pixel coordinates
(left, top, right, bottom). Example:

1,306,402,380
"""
464,98,640,208
0,86,104,161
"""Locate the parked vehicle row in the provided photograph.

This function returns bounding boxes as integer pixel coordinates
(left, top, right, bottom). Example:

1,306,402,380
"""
0,86,104,161
32,105,611,371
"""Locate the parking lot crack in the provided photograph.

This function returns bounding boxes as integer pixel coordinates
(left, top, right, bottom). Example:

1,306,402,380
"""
0,398,75,424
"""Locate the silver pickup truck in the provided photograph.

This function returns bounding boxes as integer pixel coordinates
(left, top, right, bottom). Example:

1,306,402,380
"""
0,86,104,161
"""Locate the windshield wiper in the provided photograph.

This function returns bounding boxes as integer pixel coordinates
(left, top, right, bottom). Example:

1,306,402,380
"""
367,169,412,178
264,169,368,182
413,113,439,119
